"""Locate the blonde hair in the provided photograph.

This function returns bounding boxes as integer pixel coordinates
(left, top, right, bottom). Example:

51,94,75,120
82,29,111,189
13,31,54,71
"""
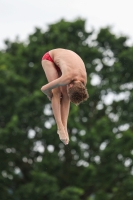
68,81,89,105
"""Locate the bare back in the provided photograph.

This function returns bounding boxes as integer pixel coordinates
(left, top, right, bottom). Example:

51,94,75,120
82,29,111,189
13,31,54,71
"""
49,48,87,85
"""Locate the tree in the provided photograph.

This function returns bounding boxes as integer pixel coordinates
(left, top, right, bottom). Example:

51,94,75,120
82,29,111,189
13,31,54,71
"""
0,18,133,200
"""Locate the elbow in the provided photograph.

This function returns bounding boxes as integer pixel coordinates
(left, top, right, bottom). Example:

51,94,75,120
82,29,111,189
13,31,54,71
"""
41,86,45,92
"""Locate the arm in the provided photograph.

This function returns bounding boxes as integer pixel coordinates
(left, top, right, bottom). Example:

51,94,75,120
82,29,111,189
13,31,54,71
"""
41,76,69,97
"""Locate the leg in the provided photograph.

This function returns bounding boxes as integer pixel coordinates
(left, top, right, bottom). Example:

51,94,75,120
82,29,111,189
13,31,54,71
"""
60,86,70,143
41,60,68,145
51,87,68,144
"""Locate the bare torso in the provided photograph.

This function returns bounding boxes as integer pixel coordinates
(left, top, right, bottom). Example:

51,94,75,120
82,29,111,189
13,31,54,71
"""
49,48,87,85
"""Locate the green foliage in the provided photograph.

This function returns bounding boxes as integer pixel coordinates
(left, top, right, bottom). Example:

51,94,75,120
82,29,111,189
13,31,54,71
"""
14,172,59,200
59,186,84,200
0,18,133,200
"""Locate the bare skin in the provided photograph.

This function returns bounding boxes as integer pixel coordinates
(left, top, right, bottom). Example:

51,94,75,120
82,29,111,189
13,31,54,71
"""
41,48,87,145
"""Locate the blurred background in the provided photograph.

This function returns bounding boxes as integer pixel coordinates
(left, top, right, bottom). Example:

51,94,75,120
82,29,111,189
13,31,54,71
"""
0,0,133,199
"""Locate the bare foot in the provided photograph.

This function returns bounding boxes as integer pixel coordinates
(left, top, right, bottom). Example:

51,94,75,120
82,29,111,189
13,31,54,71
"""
65,128,69,144
57,128,69,145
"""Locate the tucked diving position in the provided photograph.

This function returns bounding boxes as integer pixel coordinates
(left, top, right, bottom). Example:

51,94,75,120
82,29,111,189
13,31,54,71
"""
41,48,89,145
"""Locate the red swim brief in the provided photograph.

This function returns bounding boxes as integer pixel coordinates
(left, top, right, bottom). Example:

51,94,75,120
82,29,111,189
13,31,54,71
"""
42,52,60,72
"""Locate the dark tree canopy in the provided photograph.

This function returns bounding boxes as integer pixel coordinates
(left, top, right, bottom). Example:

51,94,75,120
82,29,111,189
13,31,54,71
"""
0,18,133,200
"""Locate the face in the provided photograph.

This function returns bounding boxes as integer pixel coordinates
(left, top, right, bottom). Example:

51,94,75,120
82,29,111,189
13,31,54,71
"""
67,82,73,94
67,82,73,89
67,81,82,93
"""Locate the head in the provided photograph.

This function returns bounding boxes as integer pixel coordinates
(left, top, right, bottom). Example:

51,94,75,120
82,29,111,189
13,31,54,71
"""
67,81,89,105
